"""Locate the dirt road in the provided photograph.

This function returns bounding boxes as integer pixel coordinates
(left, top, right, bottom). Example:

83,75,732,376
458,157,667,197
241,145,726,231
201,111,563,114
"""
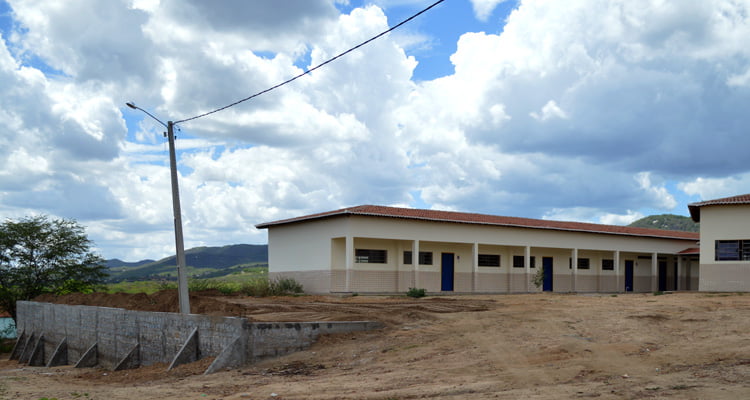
2,292,749,399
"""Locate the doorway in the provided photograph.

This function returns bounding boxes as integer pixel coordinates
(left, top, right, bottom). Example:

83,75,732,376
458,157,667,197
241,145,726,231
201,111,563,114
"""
542,257,553,292
658,261,667,291
441,253,454,291
625,260,634,292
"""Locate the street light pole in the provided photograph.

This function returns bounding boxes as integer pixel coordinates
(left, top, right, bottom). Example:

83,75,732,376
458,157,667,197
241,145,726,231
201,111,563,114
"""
126,103,190,314
166,120,191,314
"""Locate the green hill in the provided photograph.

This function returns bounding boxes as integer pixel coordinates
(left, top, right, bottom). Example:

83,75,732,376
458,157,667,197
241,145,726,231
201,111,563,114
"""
105,258,155,269
106,244,268,282
628,214,699,232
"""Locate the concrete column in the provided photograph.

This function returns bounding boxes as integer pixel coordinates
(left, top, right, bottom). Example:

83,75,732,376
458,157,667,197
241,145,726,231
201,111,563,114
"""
506,254,512,293
412,240,420,289
651,252,658,292
472,243,479,292
677,256,683,291
614,250,621,293
571,248,578,293
345,235,353,292
524,246,531,293
596,252,601,292
395,242,401,292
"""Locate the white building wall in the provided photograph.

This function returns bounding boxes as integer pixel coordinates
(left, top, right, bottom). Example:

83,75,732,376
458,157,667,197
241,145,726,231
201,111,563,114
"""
267,218,348,293
699,205,750,291
266,214,698,294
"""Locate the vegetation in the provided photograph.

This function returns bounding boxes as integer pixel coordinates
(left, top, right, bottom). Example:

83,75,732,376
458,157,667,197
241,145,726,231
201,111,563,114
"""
532,268,545,288
0,216,106,321
105,244,268,282
628,214,699,232
106,264,269,294
406,287,427,298
136,275,304,297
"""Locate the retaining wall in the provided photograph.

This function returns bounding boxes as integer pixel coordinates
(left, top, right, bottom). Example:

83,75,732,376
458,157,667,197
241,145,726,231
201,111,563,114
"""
11,301,382,374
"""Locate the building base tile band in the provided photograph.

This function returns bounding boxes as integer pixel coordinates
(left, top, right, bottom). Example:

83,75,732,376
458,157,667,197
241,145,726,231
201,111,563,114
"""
700,264,750,291
270,270,331,294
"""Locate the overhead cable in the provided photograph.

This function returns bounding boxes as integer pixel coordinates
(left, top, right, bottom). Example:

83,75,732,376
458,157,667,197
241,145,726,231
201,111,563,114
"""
175,0,445,125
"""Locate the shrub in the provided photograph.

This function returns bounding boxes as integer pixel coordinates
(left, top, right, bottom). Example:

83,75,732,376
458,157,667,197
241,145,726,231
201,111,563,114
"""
406,287,426,298
239,277,304,297
239,277,271,297
269,277,304,295
532,268,545,289
157,280,177,291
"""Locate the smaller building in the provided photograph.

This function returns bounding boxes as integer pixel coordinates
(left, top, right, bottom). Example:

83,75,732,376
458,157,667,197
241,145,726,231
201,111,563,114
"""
257,205,700,294
689,194,750,291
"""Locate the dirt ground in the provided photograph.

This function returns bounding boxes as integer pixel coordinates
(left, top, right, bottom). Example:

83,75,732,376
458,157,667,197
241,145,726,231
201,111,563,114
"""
2,291,750,399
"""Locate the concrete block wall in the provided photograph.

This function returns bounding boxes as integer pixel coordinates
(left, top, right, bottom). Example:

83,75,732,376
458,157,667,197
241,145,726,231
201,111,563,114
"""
15,301,381,373
250,321,382,362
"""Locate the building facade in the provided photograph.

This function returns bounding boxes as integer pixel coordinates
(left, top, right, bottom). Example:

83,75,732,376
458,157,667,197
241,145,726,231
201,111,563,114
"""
689,194,750,291
257,205,701,294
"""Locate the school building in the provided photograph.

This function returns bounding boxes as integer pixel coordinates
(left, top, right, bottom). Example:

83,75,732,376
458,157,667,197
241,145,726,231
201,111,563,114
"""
257,194,750,294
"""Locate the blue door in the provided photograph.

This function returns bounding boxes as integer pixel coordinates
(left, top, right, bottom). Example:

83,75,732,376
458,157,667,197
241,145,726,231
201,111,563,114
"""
542,257,553,292
441,253,454,291
625,260,634,292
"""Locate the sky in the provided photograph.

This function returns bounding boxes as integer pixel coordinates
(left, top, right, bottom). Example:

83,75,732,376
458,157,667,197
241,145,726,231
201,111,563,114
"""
2,0,750,261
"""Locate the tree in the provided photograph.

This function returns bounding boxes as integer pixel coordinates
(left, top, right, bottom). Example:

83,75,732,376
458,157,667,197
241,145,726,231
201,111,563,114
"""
0,215,107,322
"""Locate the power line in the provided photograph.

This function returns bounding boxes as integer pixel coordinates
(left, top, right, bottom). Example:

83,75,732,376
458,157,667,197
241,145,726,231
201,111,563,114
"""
175,0,445,125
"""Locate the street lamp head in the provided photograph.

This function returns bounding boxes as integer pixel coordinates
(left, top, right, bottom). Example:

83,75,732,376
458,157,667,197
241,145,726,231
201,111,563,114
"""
126,102,137,110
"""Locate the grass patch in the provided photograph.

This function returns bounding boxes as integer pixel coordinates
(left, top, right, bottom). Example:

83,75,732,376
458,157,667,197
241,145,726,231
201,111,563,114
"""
105,280,173,294
239,277,304,297
105,272,303,297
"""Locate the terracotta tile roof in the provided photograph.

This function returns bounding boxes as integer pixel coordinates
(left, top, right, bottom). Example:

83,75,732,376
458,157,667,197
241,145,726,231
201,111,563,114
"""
256,205,699,241
688,193,750,222
678,247,700,255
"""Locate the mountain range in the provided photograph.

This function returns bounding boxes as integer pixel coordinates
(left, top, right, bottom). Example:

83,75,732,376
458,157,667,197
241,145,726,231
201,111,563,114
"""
105,244,268,282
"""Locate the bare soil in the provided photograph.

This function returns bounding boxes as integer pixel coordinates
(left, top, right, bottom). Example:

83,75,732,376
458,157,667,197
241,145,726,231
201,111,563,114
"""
2,291,750,399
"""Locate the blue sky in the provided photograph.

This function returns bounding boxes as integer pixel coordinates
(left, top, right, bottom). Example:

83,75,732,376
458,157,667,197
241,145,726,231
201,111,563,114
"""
1,0,749,260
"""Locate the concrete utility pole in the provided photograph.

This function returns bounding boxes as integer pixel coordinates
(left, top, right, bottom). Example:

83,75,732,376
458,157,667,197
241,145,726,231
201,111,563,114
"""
126,103,190,314
167,120,190,315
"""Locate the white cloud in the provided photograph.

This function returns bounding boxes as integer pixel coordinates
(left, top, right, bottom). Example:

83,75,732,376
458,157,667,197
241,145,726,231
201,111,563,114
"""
469,0,508,21
530,100,568,121
3,0,750,260
598,210,645,226
635,172,677,210
679,174,750,201
543,207,644,226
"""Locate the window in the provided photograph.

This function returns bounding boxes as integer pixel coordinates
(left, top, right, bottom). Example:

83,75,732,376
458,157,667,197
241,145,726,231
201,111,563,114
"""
403,251,433,265
478,254,500,267
602,259,614,271
512,256,536,268
355,249,387,263
569,258,590,269
715,240,750,261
